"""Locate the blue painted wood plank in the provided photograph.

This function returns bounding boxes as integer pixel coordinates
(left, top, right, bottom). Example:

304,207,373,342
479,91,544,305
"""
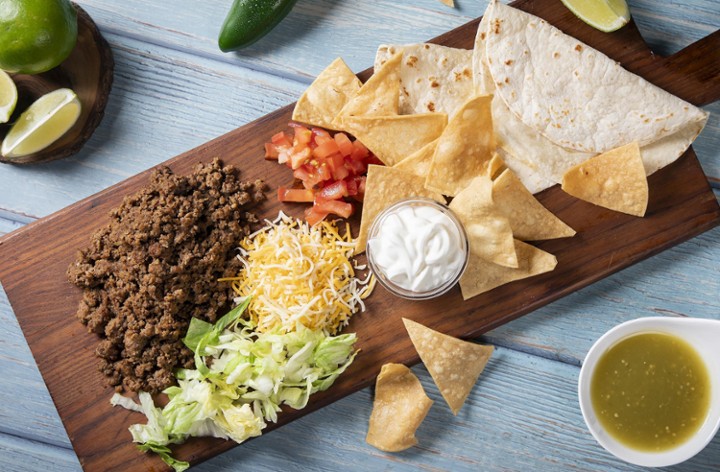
0,35,306,219
0,1,718,470
0,433,79,472
74,0,483,81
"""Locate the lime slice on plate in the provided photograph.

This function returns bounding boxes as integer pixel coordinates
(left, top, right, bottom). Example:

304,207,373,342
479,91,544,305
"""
560,0,631,33
0,70,18,123
1,88,81,158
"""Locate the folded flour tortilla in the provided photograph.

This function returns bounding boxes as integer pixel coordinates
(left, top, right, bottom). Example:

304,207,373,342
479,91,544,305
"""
473,0,708,193
375,43,474,118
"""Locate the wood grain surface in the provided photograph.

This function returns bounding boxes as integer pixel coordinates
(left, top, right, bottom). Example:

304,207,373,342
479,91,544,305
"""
0,1,719,471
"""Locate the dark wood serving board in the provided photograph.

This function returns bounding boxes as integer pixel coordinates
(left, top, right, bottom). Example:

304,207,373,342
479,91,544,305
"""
1,0,719,470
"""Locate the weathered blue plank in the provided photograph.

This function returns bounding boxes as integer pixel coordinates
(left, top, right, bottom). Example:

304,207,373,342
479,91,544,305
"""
0,0,718,470
0,433,79,472
0,36,305,219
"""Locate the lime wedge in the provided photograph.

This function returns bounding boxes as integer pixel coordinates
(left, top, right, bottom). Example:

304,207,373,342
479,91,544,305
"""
560,0,630,33
0,70,18,123
1,88,81,158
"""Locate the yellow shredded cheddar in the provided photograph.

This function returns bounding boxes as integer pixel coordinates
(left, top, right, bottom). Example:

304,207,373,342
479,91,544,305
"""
221,212,375,334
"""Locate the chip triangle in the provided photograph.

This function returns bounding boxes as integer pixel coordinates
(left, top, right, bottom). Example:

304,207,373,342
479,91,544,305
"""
402,318,493,415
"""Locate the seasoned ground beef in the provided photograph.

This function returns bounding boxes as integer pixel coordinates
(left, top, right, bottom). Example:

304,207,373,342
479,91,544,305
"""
67,158,267,393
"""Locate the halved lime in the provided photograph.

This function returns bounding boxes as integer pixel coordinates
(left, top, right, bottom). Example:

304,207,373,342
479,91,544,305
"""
560,0,630,33
0,70,18,123
1,88,81,158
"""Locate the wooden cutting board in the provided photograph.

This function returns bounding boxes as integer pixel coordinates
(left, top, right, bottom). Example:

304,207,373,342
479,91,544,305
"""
1,0,719,470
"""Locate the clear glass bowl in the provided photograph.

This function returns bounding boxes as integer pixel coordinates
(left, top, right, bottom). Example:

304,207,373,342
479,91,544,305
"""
366,198,469,300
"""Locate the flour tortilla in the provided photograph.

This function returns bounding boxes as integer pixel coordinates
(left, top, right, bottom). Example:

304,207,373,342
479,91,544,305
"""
292,58,361,130
375,43,474,118
473,1,708,193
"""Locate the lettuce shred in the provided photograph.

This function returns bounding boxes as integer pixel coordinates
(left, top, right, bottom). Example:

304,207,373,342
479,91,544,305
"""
111,299,357,471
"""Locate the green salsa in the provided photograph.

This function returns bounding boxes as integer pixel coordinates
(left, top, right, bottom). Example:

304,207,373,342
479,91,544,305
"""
590,332,711,452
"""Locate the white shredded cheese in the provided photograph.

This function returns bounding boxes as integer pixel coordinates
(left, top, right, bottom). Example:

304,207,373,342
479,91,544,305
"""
222,212,374,334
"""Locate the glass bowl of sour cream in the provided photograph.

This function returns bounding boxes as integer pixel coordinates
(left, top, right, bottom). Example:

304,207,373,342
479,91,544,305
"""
366,198,469,300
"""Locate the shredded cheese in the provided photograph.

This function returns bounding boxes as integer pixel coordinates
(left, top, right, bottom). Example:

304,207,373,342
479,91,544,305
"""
220,212,375,334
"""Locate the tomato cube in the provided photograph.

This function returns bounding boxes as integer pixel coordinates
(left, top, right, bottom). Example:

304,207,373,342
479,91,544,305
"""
313,139,340,160
315,196,353,219
334,132,355,157
318,180,349,200
278,187,315,202
305,206,329,226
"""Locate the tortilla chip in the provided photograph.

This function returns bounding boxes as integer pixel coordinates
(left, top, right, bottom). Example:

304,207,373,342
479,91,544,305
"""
561,142,648,217
356,165,446,253
366,363,433,452
439,0,454,6
493,168,576,240
393,139,438,179
291,57,362,130
449,176,518,268
337,50,402,122
375,43,471,117
425,95,496,196
341,113,448,166
487,152,506,180
402,318,493,415
459,239,557,300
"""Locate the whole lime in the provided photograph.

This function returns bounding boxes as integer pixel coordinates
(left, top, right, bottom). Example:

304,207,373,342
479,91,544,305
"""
0,0,78,74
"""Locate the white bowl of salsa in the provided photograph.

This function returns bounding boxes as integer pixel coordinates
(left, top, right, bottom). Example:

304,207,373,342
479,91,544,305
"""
578,316,720,467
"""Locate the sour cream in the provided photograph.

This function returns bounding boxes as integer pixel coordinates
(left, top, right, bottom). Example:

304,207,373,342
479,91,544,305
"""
367,199,468,299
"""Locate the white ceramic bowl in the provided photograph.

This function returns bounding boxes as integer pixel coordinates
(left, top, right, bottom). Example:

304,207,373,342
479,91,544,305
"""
578,317,720,467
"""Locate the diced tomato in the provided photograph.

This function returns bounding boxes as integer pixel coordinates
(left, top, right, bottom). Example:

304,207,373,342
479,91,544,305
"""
271,131,292,147
294,165,323,189
350,140,369,160
289,147,312,169
331,163,350,181
315,162,332,181
265,123,381,224
353,176,366,202
264,143,279,159
334,132,355,157
318,180,348,200
344,156,366,175
314,196,353,219
345,177,358,196
278,187,315,202
312,127,331,139
305,206,329,226
293,126,312,145
313,139,340,160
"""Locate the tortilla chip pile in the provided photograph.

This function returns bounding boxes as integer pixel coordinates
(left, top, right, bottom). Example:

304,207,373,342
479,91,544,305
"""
366,319,494,452
291,0,705,298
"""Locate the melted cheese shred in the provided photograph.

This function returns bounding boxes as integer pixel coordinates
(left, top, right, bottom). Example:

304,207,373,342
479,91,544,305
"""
222,212,375,334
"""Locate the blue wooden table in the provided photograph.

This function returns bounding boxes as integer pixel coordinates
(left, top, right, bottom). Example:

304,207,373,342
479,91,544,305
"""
1,1,718,470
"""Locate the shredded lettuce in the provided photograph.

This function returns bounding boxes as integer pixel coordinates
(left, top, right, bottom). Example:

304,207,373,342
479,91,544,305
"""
111,300,357,471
